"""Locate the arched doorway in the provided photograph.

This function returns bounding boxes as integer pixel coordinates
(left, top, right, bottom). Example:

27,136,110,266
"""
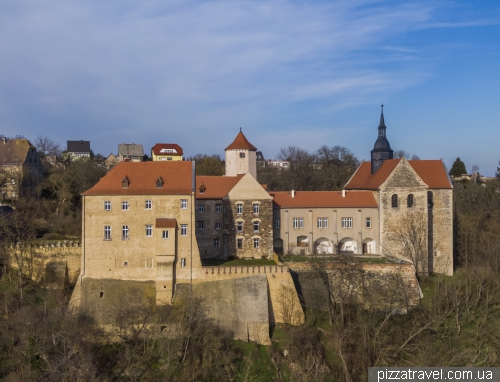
338,237,357,254
362,238,375,254
314,237,333,254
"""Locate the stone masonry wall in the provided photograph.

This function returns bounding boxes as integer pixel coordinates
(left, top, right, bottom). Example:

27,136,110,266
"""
195,199,225,258
3,242,81,288
289,261,421,312
224,198,273,259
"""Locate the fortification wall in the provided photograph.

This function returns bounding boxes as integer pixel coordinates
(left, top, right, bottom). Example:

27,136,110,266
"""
288,262,421,313
175,275,271,344
3,242,81,287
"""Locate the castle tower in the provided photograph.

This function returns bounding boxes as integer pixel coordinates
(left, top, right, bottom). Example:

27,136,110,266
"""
371,104,394,174
225,129,257,178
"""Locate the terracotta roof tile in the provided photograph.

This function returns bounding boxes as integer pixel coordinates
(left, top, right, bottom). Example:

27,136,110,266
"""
345,159,452,190
196,175,243,199
270,191,378,208
152,143,184,156
156,218,177,228
225,131,257,151
83,161,193,195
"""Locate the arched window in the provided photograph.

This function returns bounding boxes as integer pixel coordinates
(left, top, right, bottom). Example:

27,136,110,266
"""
391,194,398,208
407,194,414,207
427,191,434,208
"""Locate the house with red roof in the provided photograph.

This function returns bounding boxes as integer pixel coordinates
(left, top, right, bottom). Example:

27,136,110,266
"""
77,160,201,312
225,128,257,178
151,143,184,161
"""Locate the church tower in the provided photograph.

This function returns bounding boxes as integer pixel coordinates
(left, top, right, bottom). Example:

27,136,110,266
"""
371,105,394,174
225,129,257,178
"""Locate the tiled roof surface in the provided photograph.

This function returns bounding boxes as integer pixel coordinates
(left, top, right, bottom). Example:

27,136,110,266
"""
225,131,257,151
345,159,452,190
67,140,90,153
118,143,144,157
152,143,184,156
270,191,378,208
0,139,34,165
196,175,243,199
156,218,177,228
83,161,193,195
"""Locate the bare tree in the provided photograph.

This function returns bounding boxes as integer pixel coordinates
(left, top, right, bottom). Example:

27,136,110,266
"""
386,210,429,278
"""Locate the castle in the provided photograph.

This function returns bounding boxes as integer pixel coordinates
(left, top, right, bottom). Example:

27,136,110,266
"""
70,108,452,342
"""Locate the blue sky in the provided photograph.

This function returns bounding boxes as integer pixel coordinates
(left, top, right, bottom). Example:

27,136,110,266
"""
1,0,499,175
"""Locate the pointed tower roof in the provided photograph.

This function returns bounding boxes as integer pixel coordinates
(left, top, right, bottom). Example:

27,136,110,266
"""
225,128,257,151
372,104,393,153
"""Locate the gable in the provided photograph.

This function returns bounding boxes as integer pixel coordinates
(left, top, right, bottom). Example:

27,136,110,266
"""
226,173,272,200
381,158,427,190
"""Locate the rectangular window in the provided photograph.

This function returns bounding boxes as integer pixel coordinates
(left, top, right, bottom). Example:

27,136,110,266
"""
293,217,303,229
122,201,129,210
104,225,111,240
215,204,222,213
162,230,169,239
140,258,153,268
122,225,129,240
215,221,222,230
214,238,219,248
317,217,328,228
196,204,204,213
342,217,353,229
181,199,188,209
181,224,187,236
237,221,243,232
237,204,243,214
145,224,153,237
253,221,260,232
181,258,186,267
366,217,372,229
104,201,111,211
197,221,204,230
253,203,259,214
275,217,280,229
145,200,152,209
253,238,259,249
237,238,243,249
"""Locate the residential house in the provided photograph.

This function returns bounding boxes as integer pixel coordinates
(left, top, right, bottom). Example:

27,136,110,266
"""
118,143,144,162
151,144,183,161
65,140,91,161
0,138,43,202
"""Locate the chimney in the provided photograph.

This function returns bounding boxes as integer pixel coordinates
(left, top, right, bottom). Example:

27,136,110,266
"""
291,190,295,198
342,189,346,198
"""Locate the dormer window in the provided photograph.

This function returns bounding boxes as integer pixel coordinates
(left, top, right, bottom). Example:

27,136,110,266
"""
122,177,129,188
156,177,164,188
199,183,206,194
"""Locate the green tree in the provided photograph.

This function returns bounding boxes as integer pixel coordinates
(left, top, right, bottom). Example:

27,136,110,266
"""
449,157,467,178
188,154,225,176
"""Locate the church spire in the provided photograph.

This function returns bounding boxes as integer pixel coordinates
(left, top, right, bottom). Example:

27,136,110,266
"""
371,104,393,174
378,104,386,137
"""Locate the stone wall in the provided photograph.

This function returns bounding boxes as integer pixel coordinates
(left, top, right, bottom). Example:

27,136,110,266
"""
195,199,225,258
3,242,81,288
288,261,421,313
175,275,271,344
224,198,273,259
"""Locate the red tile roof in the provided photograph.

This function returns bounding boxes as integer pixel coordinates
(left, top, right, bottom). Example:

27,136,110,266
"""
225,131,257,151
152,143,184,156
83,161,193,195
156,218,177,228
270,191,378,208
196,175,243,199
345,159,452,190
